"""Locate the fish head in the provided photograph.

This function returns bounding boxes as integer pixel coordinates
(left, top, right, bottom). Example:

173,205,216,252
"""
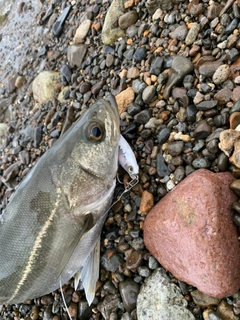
71,96,120,181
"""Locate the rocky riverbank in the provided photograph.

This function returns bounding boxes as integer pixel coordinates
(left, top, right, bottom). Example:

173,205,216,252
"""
1,0,240,319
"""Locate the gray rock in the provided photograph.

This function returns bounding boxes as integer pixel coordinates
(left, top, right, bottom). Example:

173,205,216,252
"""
67,45,87,68
102,0,125,45
119,279,140,312
142,85,156,104
134,109,152,124
158,127,171,145
195,100,218,111
157,153,169,177
163,56,194,100
150,56,164,76
137,268,195,320
185,22,200,45
119,11,138,30
132,79,147,94
192,158,210,168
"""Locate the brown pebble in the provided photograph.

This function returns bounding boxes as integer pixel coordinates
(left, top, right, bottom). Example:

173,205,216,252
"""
139,190,154,213
229,112,240,129
116,87,135,114
232,86,240,102
30,305,39,320
40,294,53,305
230,179,240,196
72,291,81,303
126,250,143,270
214,87,232,105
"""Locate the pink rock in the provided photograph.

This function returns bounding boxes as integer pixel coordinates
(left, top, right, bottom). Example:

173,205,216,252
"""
144,169,240,299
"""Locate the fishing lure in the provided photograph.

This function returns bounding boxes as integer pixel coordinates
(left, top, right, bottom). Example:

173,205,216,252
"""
118,134,139,180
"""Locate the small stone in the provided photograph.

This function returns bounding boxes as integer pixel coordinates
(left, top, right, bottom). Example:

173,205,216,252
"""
219,129,240,157
127,67,140,79
67,45,87,68
214,87,232,105
192,158,210,168
230,112,240,130
116,87,135,114
195,100,218,111
186,105,198,122
74,19,91,44
149,56,163,75
60,64,72,83
139,190,154,213
15,76,26,89
169,25,188,41
91,80,105,95
118,11,138,30
217,152,229,172
158,128,171,145
137,269,195,320
133,47,146,62
185,22,200,45
163,56,194,100
230,57,240,80
230,179,240,196
134,109,152,124
127,103,141,116
193,120,212,139
119,279,140,313
132,79,147,94
167,141,184,156
142,85,156,104
144,169,240,299
232,86,240,103
191,290,220,308
212,64,230,85
217,300,239,320
101,250,124,272
2,163,19,183
126,251,143,270
199,61,223,78
157,153,169,177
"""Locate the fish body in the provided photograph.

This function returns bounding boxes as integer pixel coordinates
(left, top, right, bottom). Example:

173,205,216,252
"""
118,135,139,179
0,96,120,305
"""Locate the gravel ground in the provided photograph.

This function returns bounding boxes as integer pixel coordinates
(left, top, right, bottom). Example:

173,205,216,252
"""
0,0,240,319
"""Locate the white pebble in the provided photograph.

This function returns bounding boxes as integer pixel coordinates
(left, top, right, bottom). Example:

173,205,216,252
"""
166,180,175,191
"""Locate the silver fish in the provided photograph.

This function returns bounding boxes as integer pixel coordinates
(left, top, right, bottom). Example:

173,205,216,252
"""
0,95,120,305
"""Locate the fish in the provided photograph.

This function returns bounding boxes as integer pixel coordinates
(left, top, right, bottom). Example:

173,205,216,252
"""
0,95,120,305
118,134,139,180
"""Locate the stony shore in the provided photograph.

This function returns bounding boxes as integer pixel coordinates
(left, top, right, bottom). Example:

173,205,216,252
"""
1,0,240,319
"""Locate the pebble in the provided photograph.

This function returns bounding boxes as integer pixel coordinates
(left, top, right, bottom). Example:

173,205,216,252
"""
157,153,170,177
134,109,152,124
118,11,138,30
133,47,146,62
195,100,218,111
139,190,154,213
32,71,60,104
212,64,230,85
137,268,195,320
142,85,156,104
192,158,210,168
167,141,184,156
149,56,163,75
193,120,212,139
191,290,220,308
163,56,194,99
67,45,87,68
119,279,140,313
158,128,171,145
127,67,140,79
116,87,135,114
144,169,240,298
185,22,200,45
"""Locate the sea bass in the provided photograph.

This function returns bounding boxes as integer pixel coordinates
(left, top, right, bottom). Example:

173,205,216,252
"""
0,95,120,305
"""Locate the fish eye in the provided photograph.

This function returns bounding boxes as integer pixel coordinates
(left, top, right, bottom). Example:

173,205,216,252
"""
87,122,104,142
128,166,134,173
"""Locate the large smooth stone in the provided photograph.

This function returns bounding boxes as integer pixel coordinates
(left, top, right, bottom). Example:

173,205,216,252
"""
144,169,240,299
32,71,60,104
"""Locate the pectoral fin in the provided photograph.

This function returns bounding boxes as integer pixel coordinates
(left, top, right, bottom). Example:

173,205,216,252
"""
76,237,100,305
